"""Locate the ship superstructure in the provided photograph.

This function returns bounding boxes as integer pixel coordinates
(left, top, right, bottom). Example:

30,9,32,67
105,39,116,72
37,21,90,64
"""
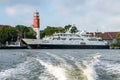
42,31,107,45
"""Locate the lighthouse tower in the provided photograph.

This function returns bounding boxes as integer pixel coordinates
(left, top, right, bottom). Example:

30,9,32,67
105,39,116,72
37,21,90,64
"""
33,10,40,39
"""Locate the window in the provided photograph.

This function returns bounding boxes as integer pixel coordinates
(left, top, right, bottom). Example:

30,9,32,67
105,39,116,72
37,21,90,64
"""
98,39,103,41
61,38,66,40
80,42,86,45
69,38,83,40
88,39,97,41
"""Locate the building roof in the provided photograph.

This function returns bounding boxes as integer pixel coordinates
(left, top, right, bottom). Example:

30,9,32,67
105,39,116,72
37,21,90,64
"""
103,32,119,40
87,31,119,40
86,32,102,37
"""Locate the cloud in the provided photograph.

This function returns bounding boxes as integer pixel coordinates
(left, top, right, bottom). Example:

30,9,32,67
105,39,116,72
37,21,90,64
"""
5,4,35,17
1,0,120,31
52,0,85,16
0,0,44,6
103,16,120,31
6,7,16,16
4,4,37,26
51,0,120,31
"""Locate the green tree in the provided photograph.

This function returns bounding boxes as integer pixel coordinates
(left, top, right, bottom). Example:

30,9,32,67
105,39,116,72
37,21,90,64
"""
95,33,103,38
26,27,36,39
116,32,120,45
64,24,72,32
0,25,18,44
64,24,78,33
44,26,65,36
71,26,78,33
44,26,54,36
111,32,120,48
40,30,45,39
15,25,29,38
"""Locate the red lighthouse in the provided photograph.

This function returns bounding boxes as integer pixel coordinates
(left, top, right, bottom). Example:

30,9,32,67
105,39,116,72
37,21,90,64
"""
33,10,40,39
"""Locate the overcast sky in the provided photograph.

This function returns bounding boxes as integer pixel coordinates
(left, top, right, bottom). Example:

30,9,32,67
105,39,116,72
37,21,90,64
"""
0,0,120,32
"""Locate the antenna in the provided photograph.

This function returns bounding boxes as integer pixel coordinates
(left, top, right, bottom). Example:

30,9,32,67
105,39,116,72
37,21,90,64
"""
96,27,99,32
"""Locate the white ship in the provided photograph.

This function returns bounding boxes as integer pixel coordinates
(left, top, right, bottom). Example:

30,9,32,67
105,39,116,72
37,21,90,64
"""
22,30,109,49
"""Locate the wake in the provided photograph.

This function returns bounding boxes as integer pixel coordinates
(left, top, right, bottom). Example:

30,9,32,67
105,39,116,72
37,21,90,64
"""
34,52,101,80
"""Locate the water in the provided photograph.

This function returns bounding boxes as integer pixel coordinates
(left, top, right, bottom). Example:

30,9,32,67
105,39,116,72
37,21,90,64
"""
0,49,120,80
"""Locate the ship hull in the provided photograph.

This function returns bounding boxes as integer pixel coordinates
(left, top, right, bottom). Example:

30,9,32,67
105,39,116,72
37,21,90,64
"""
27,44,110,49
0,46,27,49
